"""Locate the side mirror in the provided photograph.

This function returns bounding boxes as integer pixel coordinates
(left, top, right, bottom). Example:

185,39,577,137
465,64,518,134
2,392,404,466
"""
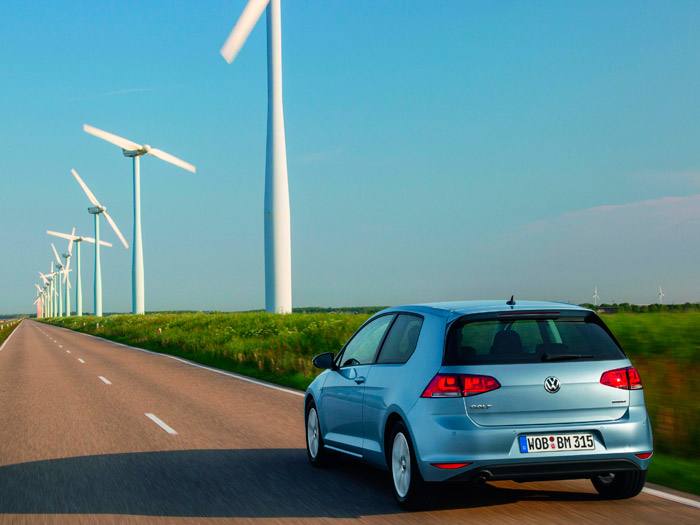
312,352,335,370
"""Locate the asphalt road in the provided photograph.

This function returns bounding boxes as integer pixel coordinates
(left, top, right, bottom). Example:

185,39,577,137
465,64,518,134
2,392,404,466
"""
1,320,699,524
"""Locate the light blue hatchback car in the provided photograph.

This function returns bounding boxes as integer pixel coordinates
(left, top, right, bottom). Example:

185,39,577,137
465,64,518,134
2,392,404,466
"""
304,300,653,509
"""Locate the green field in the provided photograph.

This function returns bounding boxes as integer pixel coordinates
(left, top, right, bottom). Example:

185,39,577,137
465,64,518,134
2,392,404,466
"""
41,311,700,494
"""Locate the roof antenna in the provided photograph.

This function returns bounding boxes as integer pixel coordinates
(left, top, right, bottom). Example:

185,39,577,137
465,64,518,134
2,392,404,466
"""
506,295,516,306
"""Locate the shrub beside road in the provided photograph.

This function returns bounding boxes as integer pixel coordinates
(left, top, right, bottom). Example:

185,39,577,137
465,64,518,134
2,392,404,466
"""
41,310,700,495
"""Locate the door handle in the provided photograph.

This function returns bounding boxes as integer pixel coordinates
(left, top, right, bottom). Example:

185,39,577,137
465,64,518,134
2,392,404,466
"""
354,376,366,384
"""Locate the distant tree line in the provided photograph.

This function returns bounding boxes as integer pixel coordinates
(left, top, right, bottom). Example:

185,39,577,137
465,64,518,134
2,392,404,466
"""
580,302,700,313
292,306,388,314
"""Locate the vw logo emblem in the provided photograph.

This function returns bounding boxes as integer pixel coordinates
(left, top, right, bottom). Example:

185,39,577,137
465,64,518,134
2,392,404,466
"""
544,376,561,393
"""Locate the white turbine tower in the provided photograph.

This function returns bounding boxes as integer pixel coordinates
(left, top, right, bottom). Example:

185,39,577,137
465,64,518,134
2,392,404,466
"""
47,229,112,317
659,286,665,304
82,124,196,315
71,169,129,317
593,286,600,307
220,0,292,314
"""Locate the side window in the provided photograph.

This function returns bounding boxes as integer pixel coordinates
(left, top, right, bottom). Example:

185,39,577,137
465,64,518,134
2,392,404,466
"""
377,314,424,364
339,315,395,367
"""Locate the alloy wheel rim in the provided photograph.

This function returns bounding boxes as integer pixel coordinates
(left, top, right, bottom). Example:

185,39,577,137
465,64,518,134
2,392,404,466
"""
392,432,411,498
307,408,319,459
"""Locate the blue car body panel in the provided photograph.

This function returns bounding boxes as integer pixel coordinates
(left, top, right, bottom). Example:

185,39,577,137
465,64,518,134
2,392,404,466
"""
305,301,653,483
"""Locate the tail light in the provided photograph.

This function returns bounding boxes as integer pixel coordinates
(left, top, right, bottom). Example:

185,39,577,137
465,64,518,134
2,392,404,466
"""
431,462,472,469
600,366,643,390
635,452,653,460
421,374,500,398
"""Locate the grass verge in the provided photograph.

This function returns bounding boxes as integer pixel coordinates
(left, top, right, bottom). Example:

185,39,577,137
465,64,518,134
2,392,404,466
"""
647,453,700,496
0,320,21,346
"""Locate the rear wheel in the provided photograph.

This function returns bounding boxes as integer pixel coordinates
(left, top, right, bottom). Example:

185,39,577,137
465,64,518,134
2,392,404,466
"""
306,401,331,467
592,470,647,499
389,421,435,510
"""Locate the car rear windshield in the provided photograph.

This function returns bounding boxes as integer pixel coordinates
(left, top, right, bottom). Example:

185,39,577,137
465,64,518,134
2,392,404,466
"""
444,313,625,365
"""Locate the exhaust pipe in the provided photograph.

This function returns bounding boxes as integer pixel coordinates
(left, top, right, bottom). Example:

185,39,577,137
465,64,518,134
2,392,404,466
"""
473,474,488,487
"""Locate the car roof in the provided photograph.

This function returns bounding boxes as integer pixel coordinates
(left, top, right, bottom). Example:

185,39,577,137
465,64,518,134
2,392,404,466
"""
381,300,591,322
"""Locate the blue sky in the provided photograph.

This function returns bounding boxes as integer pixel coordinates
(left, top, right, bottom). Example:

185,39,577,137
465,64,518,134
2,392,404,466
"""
2,0,699,313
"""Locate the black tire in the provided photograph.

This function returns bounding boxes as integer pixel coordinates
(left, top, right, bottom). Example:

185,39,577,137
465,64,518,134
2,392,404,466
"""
305,400,331,467
388,421,435,510
592,470,647,499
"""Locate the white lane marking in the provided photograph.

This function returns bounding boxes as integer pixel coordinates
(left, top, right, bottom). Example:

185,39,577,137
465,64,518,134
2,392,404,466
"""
49,325,305,398
145,413,178,435
66,350,71,354
643,487,700,509
0,320,22,352
78,358,85,364
98,376,111,385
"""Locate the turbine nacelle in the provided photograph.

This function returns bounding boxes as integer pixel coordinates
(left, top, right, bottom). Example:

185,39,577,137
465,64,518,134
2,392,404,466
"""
122,144,151,157
88,206,106,215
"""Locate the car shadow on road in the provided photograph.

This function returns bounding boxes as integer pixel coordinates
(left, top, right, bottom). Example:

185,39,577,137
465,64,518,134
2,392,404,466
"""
0,449,599,518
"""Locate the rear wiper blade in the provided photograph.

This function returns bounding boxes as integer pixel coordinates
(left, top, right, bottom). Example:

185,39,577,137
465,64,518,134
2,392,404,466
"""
542,353,595,362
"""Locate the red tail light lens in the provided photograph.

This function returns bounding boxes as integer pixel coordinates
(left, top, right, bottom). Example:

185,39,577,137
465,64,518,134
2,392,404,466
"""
635,452,653,460
600,366,643,390
421,374,500,398
431,462,472,469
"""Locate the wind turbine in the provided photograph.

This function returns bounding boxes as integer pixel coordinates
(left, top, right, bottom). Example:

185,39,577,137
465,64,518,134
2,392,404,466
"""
659,286,665,304
48,229,112,317
38,272,49,317
220,0,292,314
40,264,56,317
51,234,75,316
82,124,195,315
71,169,128,317
593,286,600,307
34,284,43,318
50,244,65,317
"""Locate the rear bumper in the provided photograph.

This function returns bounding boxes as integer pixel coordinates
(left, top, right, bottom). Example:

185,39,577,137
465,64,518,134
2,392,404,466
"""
448,458,641,483
406,399,653,482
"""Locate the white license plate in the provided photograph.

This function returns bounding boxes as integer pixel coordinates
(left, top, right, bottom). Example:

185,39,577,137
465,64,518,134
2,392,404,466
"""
519,433,595,453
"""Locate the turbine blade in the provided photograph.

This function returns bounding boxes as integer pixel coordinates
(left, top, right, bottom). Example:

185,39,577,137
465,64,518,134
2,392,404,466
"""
51,243,62,265
148,148,196,173
68,227,75,255
71,169,101,207
47,230,80,241
83,124,142,151
35,284,42,293
220,0,270,63
81,236,113,247
103,211,129,249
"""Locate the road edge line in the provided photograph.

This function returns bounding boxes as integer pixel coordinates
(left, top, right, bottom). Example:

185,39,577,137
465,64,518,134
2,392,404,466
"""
642,487,700,509
40,321,305,398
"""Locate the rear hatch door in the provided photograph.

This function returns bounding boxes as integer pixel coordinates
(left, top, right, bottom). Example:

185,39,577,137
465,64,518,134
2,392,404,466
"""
455,360,630,426
443,311,631,426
